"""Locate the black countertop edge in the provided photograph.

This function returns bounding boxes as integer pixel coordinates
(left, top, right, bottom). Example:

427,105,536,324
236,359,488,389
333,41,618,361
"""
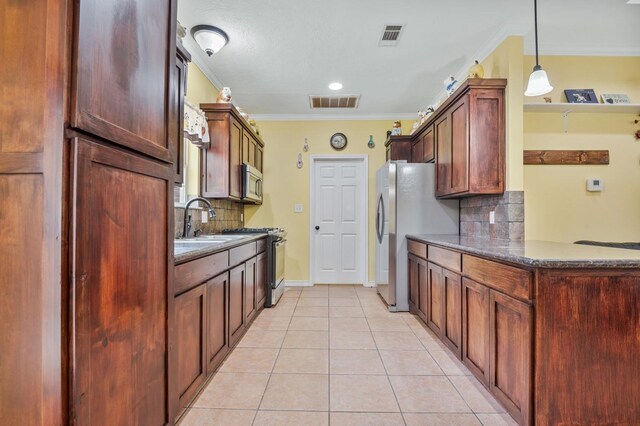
407,234,640,269
174,234,267,264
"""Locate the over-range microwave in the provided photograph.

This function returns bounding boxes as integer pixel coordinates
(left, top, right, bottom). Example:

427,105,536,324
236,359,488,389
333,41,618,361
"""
243,163,263,203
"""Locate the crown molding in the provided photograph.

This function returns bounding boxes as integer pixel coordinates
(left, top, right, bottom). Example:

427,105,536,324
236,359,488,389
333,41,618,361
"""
250,113,417,122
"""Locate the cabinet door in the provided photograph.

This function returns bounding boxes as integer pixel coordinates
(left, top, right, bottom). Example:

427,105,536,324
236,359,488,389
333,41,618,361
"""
207,273,229,374
245,257,257,322
71,0,173,161
427,262,445,337
170,54,188,184
490,290,532,425
242,130,251,165
422,125,435,163
229,264,246,346
462,278,490,385
70,138,171,425
256,146,264,172
435,114,450,196
418,259,429,321
442,269,462,358
175,285,206,411
411,140,423,163
229,118,243,199
408,254,420,313
256,252,267,308
449,96,469,194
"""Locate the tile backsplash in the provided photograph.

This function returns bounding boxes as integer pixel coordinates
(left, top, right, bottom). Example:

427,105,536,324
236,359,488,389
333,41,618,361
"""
175,199,243,238
459,191,524,241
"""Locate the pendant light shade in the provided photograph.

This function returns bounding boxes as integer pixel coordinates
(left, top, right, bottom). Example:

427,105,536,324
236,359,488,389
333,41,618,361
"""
525,0,552,97
191,25,229,56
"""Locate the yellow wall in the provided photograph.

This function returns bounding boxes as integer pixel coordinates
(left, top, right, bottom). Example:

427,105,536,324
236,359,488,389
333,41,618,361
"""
523,56,640,242
244,120,409,283
481,36,525,191
184,62,220,197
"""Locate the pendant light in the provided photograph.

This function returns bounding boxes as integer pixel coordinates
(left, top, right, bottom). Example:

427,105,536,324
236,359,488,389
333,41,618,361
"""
525,0,553,97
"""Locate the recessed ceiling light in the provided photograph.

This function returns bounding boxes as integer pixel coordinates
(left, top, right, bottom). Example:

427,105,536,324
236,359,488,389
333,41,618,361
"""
328,82,343,91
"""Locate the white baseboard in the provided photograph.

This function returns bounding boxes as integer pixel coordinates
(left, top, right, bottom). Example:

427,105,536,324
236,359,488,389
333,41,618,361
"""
284,280,312,287
365,281,376,288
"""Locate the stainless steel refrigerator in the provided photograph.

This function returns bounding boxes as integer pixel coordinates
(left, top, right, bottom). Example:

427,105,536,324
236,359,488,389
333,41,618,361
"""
375,161,459,311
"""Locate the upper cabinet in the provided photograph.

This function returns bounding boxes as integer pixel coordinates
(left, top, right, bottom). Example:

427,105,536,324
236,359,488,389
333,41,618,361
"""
433,79,506,198
200,103,265,202
70,0,175,162
169,41,191,184
385,135,412,162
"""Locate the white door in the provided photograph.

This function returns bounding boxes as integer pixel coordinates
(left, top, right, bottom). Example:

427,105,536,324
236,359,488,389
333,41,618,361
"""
311,157,367,284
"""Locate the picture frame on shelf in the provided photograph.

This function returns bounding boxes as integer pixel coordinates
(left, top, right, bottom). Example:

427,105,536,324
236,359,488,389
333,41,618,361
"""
564,89,599,104
601,93,630,104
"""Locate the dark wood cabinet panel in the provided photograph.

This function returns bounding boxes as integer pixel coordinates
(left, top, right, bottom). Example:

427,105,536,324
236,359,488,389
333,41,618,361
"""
435,114,450,195
71,0,174,162
442,269,462,358
70,138,172,425
207,273,229,374
462,278,490,385
449,97,470,194
408,254,420,316
228,264,246,347
422,126,435,163
490,290,532,426
170,43,190,184
411,139,424,163
427,262,445,337
175,285,206,411
245,256,257,323
256,252,267,308
201,104,264,202
256,145,264,172
418,260,429,321
385,135,412,161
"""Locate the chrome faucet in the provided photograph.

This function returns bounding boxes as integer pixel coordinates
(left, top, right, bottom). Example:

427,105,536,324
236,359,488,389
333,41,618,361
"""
182,197,216,238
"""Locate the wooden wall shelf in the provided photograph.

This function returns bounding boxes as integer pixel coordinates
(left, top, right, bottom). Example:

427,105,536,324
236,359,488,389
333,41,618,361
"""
523,150,610,165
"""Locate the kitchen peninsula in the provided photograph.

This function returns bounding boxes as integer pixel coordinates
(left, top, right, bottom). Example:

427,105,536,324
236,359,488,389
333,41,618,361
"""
406,234,640,426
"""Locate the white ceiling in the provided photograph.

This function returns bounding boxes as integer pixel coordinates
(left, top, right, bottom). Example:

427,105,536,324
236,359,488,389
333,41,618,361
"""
177,0,640,119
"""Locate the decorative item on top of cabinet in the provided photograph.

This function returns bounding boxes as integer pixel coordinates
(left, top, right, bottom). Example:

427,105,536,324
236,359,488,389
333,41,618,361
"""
468,60,485,79
216,86,233,103
434,78,506,198
200,103,265,202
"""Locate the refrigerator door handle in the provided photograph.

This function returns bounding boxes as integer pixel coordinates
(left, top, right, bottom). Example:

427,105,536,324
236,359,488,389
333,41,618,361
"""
376,194,385,244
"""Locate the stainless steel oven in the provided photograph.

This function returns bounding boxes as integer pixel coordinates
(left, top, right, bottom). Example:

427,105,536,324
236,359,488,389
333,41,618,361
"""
271,238,286,306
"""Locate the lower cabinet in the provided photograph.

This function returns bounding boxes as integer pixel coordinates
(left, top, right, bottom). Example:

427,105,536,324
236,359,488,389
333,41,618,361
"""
427,262,445,336
408,254,429,322
462,278,490,385
442,269,462,358
175,285,207,410
206,273,229,374
256,252,267,307
229,263,246,347
245,256,257,322
489,290,532,425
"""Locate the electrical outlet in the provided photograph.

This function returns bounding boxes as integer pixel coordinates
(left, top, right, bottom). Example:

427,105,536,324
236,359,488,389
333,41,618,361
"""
240,213,244,221
201,210,208,223
294,204,303,213
489,210,495,224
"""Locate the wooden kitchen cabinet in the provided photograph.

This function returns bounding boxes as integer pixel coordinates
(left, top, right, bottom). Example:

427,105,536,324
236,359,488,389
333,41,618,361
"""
489,290,532,425
385,135,413,161
201,104,265,202
426,262,445,337
206,272,229,374
70,138,173,425
432,79,506,198
462,278,490,385
245,256,257,323
228,263,246,347
175,285,207,411
169,41,191,184
442,269,462,358
70,0,174,162
256,252,268,308
412,125,435,163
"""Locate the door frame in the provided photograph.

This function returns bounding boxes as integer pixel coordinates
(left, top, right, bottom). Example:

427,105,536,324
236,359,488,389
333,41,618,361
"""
309,155,369,286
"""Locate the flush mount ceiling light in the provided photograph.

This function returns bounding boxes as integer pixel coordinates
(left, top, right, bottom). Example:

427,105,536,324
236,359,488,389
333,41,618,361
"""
328,82,343,91
525,0,553,97
191,25,229,56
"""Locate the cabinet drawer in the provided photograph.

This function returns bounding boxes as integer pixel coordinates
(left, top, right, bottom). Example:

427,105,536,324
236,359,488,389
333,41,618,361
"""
462,255,532,301
428,246,461,272
408,240,427,259
257,238,267,254
230,242,257,266
175,251,229,295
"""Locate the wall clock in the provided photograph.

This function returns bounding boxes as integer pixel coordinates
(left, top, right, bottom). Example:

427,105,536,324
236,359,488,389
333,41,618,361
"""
330,132,347,150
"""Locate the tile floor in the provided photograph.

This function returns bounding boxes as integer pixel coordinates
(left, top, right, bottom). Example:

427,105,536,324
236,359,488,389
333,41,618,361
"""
181,285,518,426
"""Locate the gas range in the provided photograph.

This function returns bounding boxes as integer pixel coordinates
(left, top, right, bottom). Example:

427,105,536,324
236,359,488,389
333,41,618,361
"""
223,227,287,239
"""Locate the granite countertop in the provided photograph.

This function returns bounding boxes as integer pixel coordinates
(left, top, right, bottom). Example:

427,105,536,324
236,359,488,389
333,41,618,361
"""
174,234,266,264
407,234,640,268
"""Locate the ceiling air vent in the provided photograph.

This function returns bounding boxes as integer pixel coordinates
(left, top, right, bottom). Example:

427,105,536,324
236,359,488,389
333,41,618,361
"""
379,24,404,47
309,95,360,109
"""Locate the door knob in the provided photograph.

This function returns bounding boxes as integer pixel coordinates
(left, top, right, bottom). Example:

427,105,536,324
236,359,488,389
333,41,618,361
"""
315,226,320,230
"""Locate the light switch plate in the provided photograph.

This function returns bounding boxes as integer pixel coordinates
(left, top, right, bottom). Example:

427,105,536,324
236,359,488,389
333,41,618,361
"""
201,210,208,223
489,210,495,224
294,204,303,213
